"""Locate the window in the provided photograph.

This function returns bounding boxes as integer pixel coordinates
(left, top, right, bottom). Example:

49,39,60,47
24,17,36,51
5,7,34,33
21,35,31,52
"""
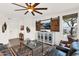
63,13,78,40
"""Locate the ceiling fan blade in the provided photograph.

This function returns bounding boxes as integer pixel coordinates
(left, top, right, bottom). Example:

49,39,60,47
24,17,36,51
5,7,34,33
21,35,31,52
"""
34,11,43,15
33,3,40,7
24,11,29,15
15,9,26,11
12,3,26,8
29,3,31,7
31,12,35,16
35,8,47,10
25,3,29,6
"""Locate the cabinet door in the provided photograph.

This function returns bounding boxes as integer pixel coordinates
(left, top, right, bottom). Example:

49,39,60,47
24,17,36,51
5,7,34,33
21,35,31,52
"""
45,33,47,42
49,34,52,43
38,32,40,40
41,33,43,40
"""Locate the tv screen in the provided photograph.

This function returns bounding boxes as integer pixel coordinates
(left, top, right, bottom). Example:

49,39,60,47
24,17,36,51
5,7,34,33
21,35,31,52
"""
40,18,51,30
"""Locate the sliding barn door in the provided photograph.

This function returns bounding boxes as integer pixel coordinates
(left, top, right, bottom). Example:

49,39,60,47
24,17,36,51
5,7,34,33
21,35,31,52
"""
36,21,41,31
51,17,60,32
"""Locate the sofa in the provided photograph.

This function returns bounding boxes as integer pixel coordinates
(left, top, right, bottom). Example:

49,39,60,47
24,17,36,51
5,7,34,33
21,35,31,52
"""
55,40,79,56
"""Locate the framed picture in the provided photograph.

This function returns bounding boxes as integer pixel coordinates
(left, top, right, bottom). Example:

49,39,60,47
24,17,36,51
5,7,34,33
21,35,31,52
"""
20,25,24,30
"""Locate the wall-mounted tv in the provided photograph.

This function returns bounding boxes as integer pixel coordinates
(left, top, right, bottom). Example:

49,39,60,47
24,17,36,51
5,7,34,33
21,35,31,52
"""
40,18,51,30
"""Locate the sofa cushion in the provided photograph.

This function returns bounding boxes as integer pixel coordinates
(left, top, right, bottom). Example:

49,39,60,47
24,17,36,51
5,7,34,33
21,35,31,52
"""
71,41,79,50
72,51,79,56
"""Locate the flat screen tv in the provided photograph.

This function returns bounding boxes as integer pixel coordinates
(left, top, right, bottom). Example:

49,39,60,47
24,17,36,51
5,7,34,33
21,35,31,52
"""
40,18,52,31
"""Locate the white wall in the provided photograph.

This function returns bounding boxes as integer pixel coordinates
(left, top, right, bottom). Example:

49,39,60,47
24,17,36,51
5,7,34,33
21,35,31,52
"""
77,12,79,39
23,17,36,41
0,15,9,44
0,14,36,44
1,7,79,45
0,15,19,44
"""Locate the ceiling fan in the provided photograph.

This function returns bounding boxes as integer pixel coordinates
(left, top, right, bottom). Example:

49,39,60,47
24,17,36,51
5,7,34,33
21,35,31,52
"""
12,3,48,16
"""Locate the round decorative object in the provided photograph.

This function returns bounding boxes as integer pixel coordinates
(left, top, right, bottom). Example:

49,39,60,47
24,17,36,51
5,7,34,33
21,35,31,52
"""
2,22,7,33
26,27,30,33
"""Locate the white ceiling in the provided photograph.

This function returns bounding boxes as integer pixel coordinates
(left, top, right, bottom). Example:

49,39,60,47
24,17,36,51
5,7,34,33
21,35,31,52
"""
0,3,79,20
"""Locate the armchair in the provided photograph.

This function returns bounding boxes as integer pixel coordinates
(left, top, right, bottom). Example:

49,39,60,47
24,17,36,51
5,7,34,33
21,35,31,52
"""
60,35,74,48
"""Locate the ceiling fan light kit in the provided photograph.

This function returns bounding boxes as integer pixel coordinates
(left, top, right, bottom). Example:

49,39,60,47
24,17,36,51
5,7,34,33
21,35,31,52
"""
12,3,47,16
